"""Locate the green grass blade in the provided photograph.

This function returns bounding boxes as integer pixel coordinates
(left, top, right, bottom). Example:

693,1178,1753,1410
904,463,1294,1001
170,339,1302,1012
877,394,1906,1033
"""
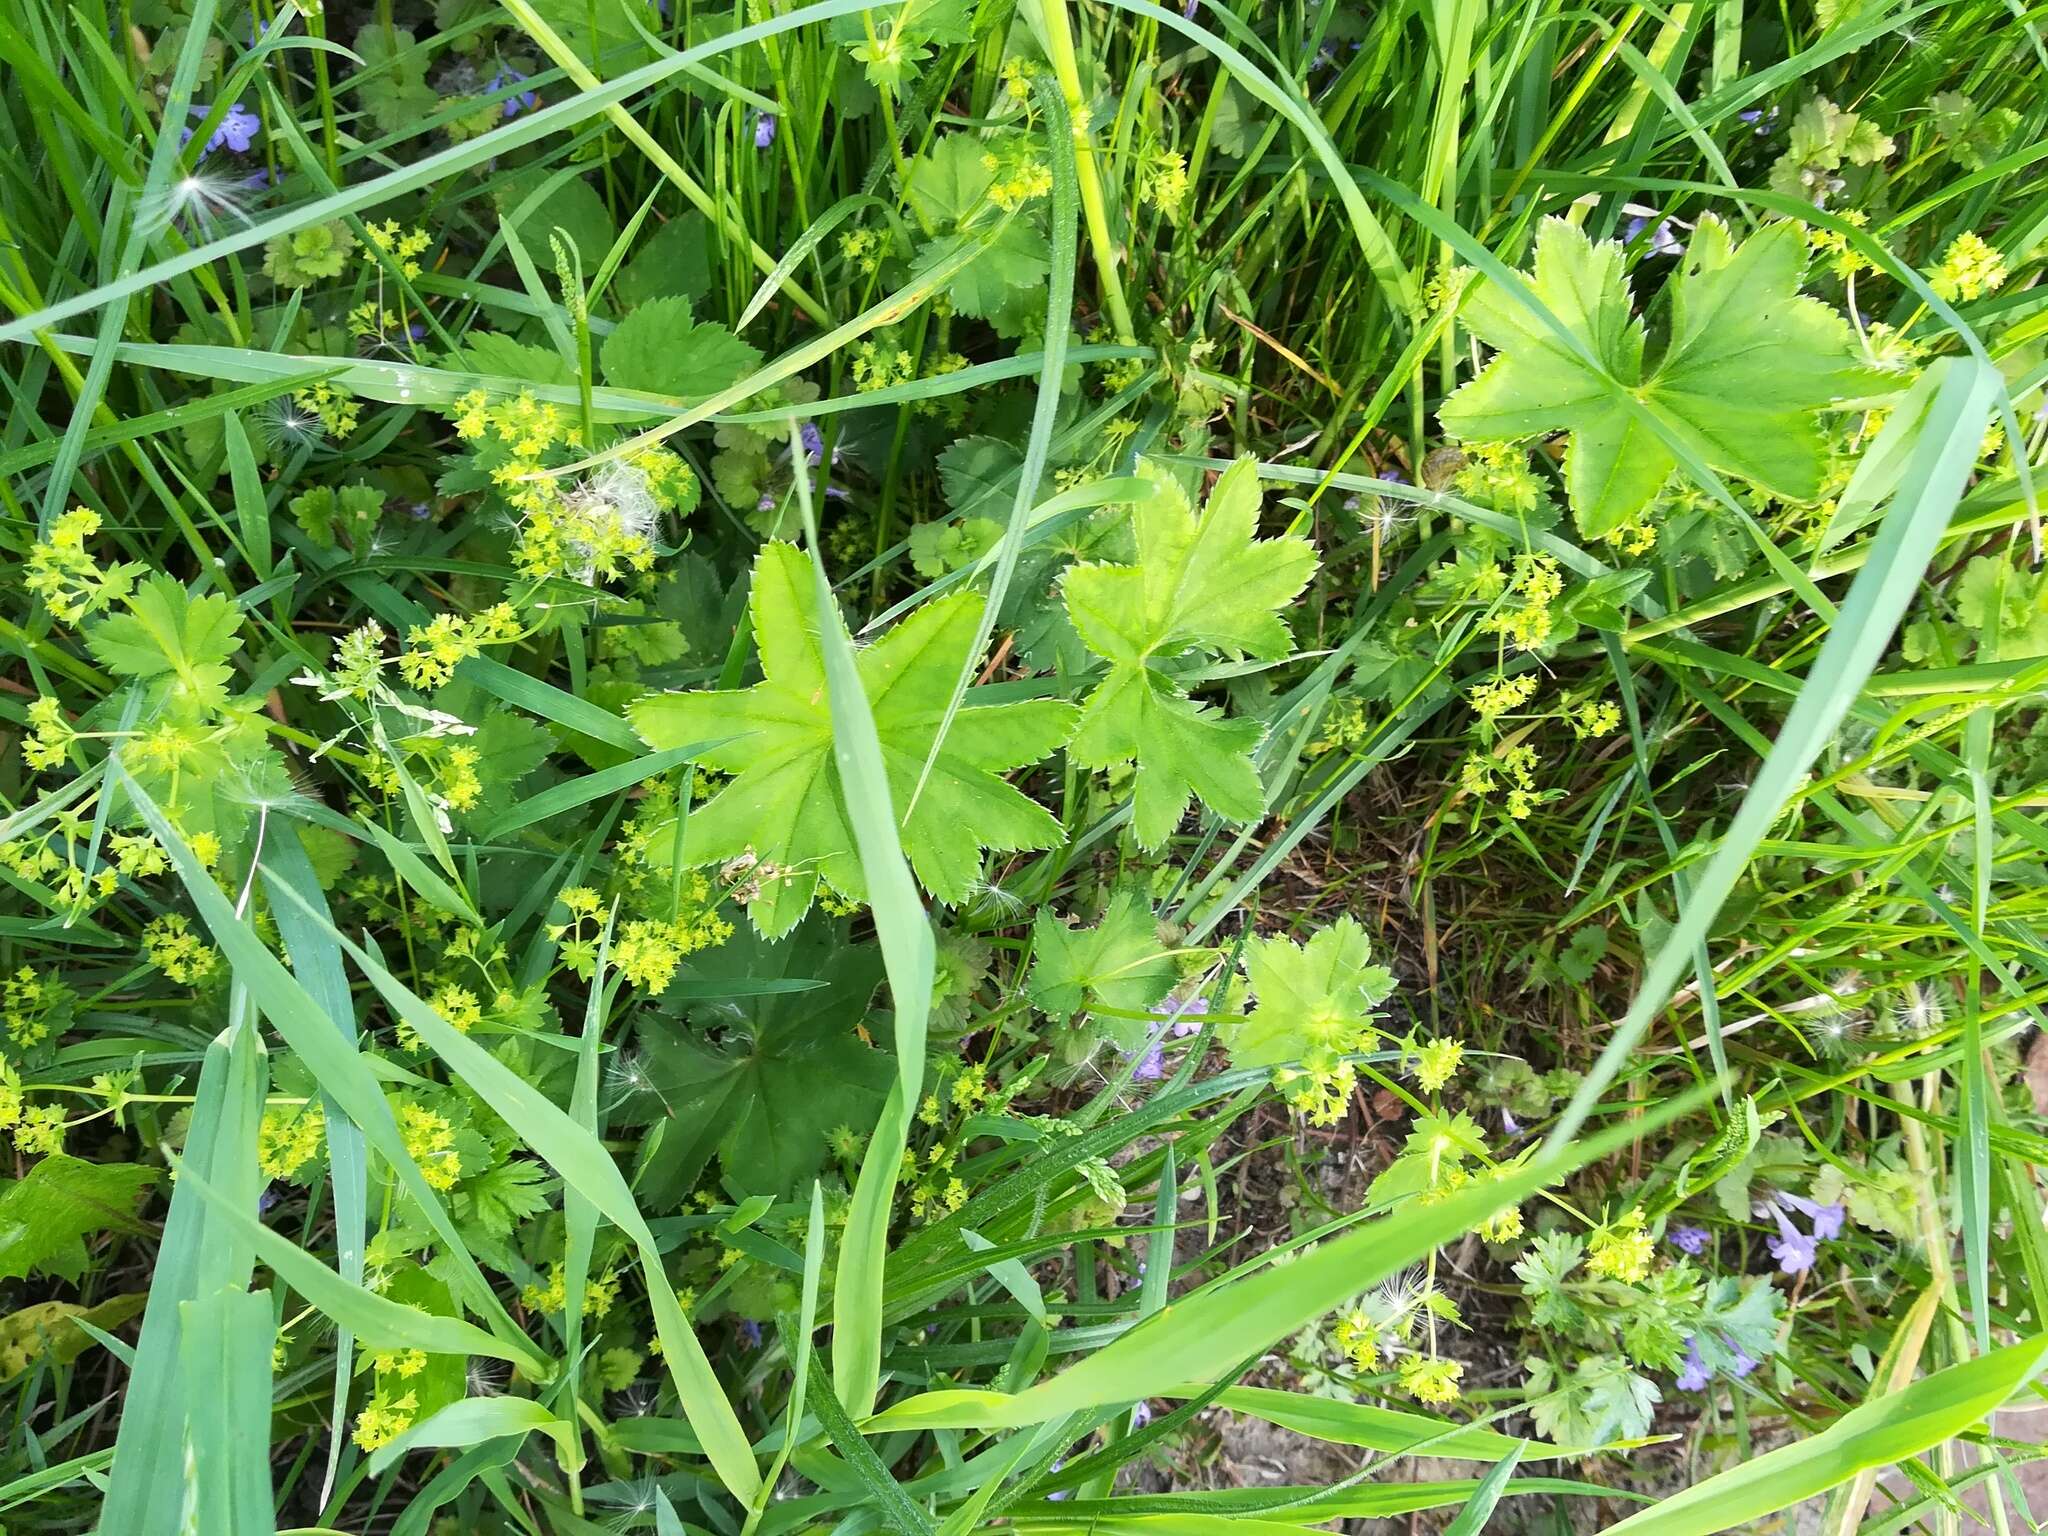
787,423,937,1418
99,1015,265,1536
368,1398,573,1477
869,1084,1712,1431
1603,1336,2048,1536
261,876,761,1503
1548,355,2003,1146
177,1288,277,1536
177,1163,542,1365
117,765,533,1354
260,831,370,1508
1442,1442,1525,1536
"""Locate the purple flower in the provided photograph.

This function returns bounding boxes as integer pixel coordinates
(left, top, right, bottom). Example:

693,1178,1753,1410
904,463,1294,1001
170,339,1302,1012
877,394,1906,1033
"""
1728,1342,1758,1378
800,422,824,464
1156,994,1209,1037
1047,1457,1068,1501
738,1318,762,1349
1129,1044,1165,1082
487,67,537,118
1780,1193,1845,1241
1675,1337,1709,1392
1670,1224,1710,1256
1737,105,1778,136
1500,1108,1521,1138
1131,1400,1153,1428
1182,0,1198,15
1766,1203,1817,1274
1624,213,1684,257
184,102,260,156
754,112,778,149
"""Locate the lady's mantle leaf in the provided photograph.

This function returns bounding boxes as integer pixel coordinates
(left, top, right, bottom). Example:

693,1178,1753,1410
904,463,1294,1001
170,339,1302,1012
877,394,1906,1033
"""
1029,890,1178,1038
85,574,245,713
1060,459,1317,848
627,920,889,1198
1225,916,1395,1070
630,542,1077,936
1439,216,1893,537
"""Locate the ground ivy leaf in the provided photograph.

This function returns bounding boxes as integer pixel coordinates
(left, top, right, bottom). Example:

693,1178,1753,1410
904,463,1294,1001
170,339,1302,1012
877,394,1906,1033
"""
1028,890,1178,1037
1061,459,1317,848
85,573,244,713
601,295,762,400
629,542,1077,936
1441,216,1891,537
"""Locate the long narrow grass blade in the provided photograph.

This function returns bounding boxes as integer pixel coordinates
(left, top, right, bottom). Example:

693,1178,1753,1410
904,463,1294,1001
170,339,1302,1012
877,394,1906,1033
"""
786,425,937,1417
1548,355,2002,1146
870,1085,1711,1430
99,1015,265,1536
177,1288,277,1536
1603,1336,2048,1535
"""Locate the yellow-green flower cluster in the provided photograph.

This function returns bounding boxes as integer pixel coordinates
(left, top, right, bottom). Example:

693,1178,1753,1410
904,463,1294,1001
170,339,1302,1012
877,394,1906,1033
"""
397,1099,461,1191
21,698,73,772
25,507,143,625
1414,1038,1464,1093
397,603,522,691
370,1348,426,1379
1,826,117,905
109,832,170,878
3,967,67,1050
851,337,918,393
258,1102,326,1180
352,1388,417,1452
1398,1354,1465,1405
365,219,432,280
142,914,219,985
548,880,735,994
347,300,402,339
328,622,391,700
1453,442,1545,515
3,1065,67,1158
614,911,736,995
1586,1209,1655,1283
981,146,1052,211
294,381,361,439
1309,698,1372,757
1570,698,1621,739
1139,149,1190,216
521,1260,623,1317
1804,209,1872,278
1459,741,1539,819
1927,231,2007,302
1467,672,1536,721
838,225,887,276
1489,554,1564,651
1334,1308,1383,1371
